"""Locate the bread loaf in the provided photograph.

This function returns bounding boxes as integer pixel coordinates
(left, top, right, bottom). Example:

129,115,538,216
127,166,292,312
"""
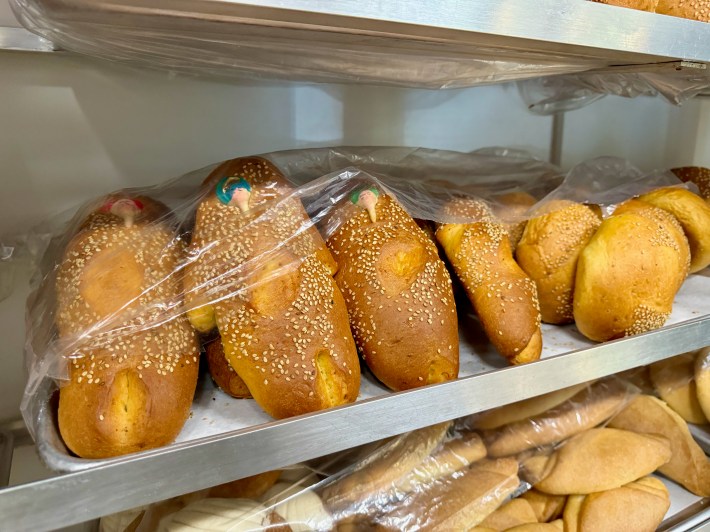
505,522,563,532
562,476,670,532
56,195,199,458
649,353,707,424
436,198,542,364
327,191,459,390
672,167,710,201
532,428,671,495
637,187,710,273
609,394,710,496
515,200,601,324
207,470,282,499
471,383,588,430
184,157,360,418
573,200,690,341
694,347,710,420
483,378,630,457
373,458,520,531
494,191,538,251
205,339,251,399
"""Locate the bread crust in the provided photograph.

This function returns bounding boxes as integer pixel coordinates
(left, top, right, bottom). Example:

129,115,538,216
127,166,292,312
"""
327,194,459,391
436,198,541,364
516,200,601,324
185,157,360,419
573,200,690,341
56,196,199,458
205,339,252,398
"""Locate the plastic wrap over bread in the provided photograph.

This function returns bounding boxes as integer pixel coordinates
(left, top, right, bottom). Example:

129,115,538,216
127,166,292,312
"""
20,147,568,456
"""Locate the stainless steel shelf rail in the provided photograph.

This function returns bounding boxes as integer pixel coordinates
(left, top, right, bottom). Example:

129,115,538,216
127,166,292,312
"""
0,315,708,530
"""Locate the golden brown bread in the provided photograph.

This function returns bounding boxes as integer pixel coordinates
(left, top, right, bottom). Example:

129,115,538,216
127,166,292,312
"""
591,0,709,20
532,428,671,494
471,383,588,430
56,195,199,458
494,191,538,252
562,476,670,532
476,498,538,530
327,192,459,390
637,187,710,273
505,522,563,532
609,394,710,496
184,157,360,419
207,470,282,499
483,378,630,457
573,200,690,341
673,167,710,200
649,353,707,424
515,200,601,324
436,198,542,364
373,458,520,531
521,490,567,522
205,339,251,399
694,347,710,420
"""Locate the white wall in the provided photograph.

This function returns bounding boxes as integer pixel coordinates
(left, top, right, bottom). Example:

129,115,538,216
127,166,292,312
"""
0,48,707,423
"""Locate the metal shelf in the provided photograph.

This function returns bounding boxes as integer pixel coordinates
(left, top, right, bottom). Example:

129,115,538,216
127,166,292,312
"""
1,275,709,530
4,0,710,88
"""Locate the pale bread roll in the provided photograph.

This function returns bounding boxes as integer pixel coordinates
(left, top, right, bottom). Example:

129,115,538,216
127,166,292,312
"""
608,394,710,496
272,490,333,532
649,353,707,424
373,458,520,531
157,498,269,531
562,476,669,532
694,347,710,420
477,498,538,530
392,431,486,492
573,200,690,341
472,383,588,430
532,428,671,495
521,490,567,522
484,378,631,457
638,187,710,273
515,200,601,324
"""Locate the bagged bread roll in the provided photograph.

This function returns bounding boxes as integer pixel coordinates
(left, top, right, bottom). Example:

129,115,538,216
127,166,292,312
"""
373,458,520,531
637,187,710,273
515,200,601,324
562,476,670,532
56,195,200,458
694,347,710,420
520,490,566,523
470,383,588,430
531,428,671,495
573,200,690,341
483,378,632,457
672,167,710,201
649,353,707,424
327,189,459,390
156,498,277,531
271,489,334,532
184,157,360,418
436,198,542,364
609,394,710,496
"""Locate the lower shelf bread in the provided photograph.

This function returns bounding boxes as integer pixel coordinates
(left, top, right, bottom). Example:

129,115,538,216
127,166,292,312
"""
98,365,710,532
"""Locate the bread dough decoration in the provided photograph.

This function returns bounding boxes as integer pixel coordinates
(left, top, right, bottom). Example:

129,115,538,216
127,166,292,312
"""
99,198,144,228
351,186,380,222
216,176,253,212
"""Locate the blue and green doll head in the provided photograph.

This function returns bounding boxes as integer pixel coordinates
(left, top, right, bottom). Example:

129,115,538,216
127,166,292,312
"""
351,186,380,222
216,176,252,213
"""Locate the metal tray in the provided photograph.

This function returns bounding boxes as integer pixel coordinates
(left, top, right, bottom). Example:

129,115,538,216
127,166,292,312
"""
36,273,710,473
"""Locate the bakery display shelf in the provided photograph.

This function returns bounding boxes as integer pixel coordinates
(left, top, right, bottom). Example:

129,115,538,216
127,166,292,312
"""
4,0,710,81
0,274,708,530
659,476,710,532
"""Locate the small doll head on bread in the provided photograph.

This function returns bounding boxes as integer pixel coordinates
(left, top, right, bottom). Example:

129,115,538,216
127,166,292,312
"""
100,197,144,228
216,176,252,213
351,186,380,222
